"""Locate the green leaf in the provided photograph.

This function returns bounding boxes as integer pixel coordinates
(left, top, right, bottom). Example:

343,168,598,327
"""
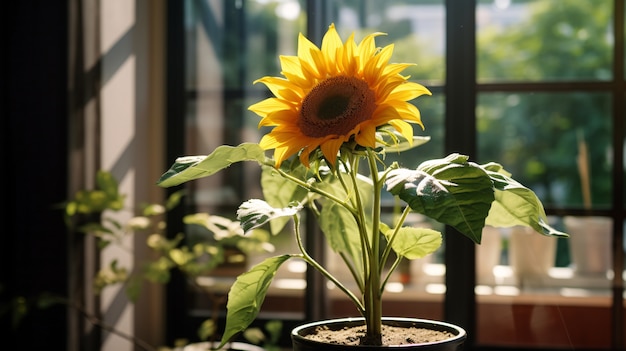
125,277,142,303
485,169,568,237
236,199,302,233
142,204,165,217
165,189,187,210
64,171,125,216
157,143,266,187
242,327,266,344
386,153,495,243
383,226,442,259
261,165,310,234
264,320,283,344
314,169,373,274
198,319,217,341
96,171,122,206
218,255,292,349
169,248,194,266
318,200,363,273
143,257,173,283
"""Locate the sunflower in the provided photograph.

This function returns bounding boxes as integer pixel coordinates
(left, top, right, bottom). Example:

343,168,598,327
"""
249,23,431,167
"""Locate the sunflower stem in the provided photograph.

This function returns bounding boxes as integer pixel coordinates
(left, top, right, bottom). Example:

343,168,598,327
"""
382,255,403,292
273,165,359,216
362,148,383,345
335,158,366,291
380,205,411,270
346,154,374,265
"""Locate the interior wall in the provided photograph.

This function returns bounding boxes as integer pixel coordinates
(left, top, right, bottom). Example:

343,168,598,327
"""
97,0,167,350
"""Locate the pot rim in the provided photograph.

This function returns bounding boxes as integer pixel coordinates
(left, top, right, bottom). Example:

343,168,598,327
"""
291,316,467,348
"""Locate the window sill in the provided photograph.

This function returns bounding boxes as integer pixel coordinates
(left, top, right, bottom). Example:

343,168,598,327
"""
195,263,623,304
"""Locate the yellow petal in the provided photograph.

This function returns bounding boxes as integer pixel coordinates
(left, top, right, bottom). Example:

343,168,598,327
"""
279,55,301,75
375,44,394,69
371,104,403,124
249,98,291,116
255,76,303,101
354,124,377,147
261,133,307,167
299,57,322,81
297,32,318,65
299,148,312,167
309,48,328,78
388,119,415,142
272,146,292,167
357,32,385,71
320,138,344,166
297,33,322,79
388,82,432,101
339,33,358,74
395,102,424,129
258,109,297,128
279,55,309,87
376,79,406,101
363,45,393,83
321,24,343,72
382,63,415,77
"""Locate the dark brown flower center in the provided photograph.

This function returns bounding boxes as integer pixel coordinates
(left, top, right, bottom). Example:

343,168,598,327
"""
299,76,377,137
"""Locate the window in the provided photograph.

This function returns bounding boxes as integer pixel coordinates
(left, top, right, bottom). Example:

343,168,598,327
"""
474,1,624,348
166,0,625,349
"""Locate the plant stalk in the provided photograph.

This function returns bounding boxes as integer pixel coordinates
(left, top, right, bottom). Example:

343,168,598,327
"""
292,215,365,314
362,149,384,345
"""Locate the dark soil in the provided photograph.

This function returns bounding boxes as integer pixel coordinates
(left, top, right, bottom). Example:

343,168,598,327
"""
302,324,455,346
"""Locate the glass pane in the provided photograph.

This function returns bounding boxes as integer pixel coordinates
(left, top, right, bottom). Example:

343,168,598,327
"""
329,0,445,85
477,0,613,82
184,0,308,323
477,216,613,349
477,92,612,209
476,90,616,350
326,0,447,320
187,0,306,207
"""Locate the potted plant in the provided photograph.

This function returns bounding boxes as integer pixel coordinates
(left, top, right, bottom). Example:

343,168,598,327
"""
63,170,275,350
157,24,567,349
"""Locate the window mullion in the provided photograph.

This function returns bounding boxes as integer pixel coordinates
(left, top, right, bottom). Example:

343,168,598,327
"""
444,0,477,345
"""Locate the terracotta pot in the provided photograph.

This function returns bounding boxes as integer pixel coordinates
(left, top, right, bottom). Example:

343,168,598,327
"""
183,341,265,351
291,317,466,351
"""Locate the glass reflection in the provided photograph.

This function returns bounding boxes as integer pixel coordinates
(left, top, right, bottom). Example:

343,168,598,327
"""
477,0,613,82
477,92,612,208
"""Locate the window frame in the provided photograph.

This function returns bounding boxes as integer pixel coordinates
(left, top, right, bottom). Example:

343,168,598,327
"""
164,0,625,349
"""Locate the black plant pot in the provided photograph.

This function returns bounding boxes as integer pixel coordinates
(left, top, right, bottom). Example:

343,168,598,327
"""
291,317,466,351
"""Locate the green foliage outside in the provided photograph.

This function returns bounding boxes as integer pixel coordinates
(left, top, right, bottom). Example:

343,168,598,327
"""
476,0,613,209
